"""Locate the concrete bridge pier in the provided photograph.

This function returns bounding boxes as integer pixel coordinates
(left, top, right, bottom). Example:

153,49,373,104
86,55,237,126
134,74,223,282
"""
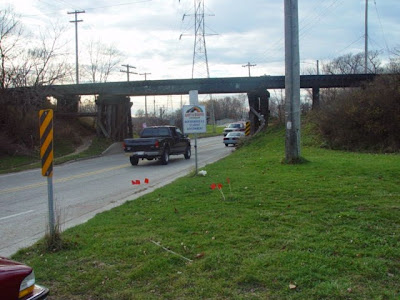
95,95,133,141
247,89,270,134
312,87,320,110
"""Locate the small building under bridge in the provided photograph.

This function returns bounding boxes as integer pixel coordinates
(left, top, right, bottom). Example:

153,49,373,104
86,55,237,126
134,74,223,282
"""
19,74,376,141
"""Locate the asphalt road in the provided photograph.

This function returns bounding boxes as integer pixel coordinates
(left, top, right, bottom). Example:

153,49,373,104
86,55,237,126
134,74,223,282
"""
0,136,233,257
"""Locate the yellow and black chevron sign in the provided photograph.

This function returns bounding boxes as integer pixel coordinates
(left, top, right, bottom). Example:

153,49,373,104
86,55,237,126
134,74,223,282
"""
245,121,251,136
39,109,54,177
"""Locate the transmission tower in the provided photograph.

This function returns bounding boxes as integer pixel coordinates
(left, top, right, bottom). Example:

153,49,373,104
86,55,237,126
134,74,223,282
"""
191,0,209,78
181,0,217,130
181,0,215,78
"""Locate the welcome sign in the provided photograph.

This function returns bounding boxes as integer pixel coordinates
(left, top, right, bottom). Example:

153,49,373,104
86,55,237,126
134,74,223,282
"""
182,105,207,134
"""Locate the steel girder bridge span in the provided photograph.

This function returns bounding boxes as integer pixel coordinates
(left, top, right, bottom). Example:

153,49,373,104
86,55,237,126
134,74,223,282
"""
32,74,375,141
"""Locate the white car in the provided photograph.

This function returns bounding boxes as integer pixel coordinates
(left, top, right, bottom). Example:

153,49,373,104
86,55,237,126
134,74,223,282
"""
223,122,246,136
223,131,246,146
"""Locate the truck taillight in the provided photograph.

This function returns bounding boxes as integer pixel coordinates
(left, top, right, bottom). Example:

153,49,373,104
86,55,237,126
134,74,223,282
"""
122,142,126,149
155,140,159,148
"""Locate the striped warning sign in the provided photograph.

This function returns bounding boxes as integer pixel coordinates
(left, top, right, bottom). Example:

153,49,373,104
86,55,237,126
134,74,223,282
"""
39,109,54,177
245,121,251,136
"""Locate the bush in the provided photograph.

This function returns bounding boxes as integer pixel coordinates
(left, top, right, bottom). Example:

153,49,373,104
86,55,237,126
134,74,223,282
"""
310,74,400,152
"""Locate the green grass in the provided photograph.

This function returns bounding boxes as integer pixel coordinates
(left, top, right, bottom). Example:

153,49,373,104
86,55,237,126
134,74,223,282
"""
189,124,224,138
13,125,400,299
0,137,113,174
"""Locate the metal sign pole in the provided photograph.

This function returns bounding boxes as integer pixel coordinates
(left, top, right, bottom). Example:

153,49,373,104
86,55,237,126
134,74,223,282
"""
47,176,55,235
194,134,198,174
184,90,205,175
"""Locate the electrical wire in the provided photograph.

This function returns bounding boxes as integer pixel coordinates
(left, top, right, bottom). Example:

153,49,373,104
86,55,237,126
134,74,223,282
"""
250,0,344,68
373,0,391,59
17,0,152,18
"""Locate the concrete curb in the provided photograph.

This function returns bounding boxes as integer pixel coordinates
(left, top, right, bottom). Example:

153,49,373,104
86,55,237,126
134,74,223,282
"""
102,142,124,155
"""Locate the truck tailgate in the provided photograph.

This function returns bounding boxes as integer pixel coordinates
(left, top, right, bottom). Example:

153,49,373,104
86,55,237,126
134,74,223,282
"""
124,138,159,151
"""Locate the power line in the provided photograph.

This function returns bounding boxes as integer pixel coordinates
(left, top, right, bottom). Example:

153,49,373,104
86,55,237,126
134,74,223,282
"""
18,0,152,18
82,0,152,12
373,0,391,59
251,0,345,68
328,35,364,58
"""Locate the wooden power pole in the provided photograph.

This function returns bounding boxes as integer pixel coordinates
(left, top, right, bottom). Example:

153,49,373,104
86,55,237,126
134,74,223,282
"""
284,0,301,163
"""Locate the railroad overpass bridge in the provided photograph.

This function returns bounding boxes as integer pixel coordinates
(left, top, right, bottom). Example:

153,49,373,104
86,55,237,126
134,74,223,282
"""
29,74,376,140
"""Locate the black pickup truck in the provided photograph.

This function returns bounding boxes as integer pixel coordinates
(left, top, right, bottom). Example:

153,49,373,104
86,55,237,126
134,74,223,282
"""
123,126,191,165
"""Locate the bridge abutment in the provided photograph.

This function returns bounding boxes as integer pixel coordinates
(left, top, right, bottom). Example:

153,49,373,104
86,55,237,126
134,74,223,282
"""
96,95,133,141
247,89,270,134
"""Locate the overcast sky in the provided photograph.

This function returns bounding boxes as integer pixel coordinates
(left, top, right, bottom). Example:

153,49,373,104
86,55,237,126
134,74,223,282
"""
1,0,399,112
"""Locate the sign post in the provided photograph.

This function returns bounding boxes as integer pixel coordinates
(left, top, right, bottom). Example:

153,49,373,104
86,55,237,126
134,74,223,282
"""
182,100,207,174
39,109,55,235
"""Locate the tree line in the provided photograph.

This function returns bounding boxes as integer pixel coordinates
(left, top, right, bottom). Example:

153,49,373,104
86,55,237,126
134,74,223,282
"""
268,49,400,152
1,6,399,155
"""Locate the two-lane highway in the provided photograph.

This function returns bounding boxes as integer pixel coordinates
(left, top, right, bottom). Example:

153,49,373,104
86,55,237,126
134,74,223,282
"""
0,136,233,257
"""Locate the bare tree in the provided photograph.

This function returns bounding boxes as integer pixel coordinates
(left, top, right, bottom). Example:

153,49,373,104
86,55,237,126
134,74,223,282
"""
269,90,285,124
201,96,246,122
0,8,23,89
387,46,400,73
20,24,71,87
84,40,124,83
1,9,71,90
323,51,382,74
0,10,74,154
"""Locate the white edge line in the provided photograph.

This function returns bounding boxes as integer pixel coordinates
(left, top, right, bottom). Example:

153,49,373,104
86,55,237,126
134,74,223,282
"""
0,210,35,222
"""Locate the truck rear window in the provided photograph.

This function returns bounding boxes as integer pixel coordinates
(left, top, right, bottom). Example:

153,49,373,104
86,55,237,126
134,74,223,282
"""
141,128,170,137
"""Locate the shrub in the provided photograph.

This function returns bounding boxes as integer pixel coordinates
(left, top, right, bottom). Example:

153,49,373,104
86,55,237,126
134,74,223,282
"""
310,74,400,152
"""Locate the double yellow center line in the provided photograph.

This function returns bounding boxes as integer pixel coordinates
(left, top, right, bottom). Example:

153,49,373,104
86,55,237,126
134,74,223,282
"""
0,164,130,195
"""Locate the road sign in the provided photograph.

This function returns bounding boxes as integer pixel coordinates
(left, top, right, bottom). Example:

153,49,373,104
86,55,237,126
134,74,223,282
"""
245,121,251,136
39,109,54,177
182,105,207,134
39,109,56,235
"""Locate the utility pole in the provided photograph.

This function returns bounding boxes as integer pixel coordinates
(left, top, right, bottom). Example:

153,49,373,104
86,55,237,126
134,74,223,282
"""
139,72,151,81
365,0,368,73
242,62,256,77
120,64,137,82
284,0,301,163
139,72,151,118
153,96,156,116
316,60,320,75
68,10,85,84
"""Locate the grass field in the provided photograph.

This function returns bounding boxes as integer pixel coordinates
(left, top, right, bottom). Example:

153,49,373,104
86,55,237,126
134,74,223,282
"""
12,125,400,299
0,137,113,174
